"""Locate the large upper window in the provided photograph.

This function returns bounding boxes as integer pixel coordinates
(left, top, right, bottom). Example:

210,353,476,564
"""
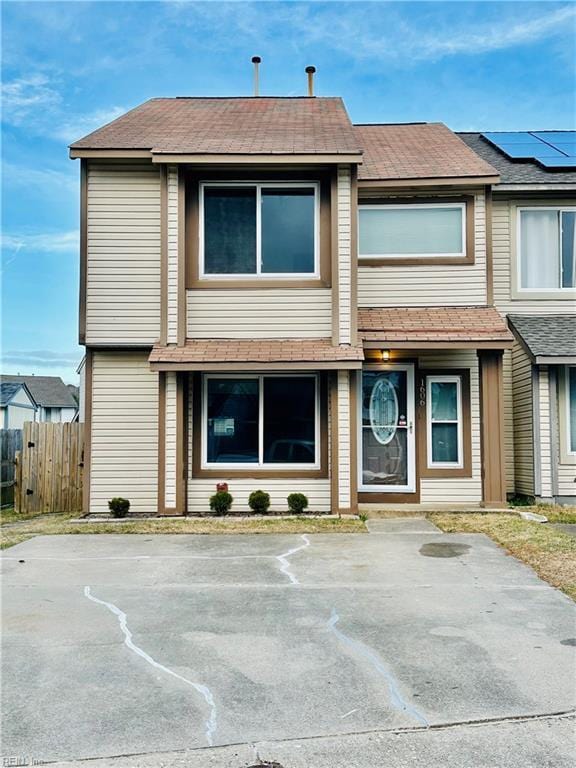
200,183,318,277
203,375,318,468
518,208,576,291
426,375,463,468
359,203,466,259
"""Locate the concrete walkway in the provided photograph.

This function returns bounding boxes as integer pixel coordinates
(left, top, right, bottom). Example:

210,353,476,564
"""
2,529,575,766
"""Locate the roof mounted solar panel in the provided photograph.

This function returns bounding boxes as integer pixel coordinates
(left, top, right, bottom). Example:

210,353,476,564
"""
482,130,576,171
498,143,566,159
538,157,576,169
531,131,576,147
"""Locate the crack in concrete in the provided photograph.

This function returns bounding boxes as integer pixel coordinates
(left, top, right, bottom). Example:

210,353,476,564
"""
327,608,429,728
275,535,310,585
83,586,217,747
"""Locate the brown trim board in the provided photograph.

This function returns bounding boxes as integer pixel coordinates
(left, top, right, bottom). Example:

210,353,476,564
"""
329,372,340,513
485,184,494,305
191,372,329,479
79,159,87,345
157,372,166,514
175,373,187,513
159,165,168,346
478,350,507,507
82,348,93,514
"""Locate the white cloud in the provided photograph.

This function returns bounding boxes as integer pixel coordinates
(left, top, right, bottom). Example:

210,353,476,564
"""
2,163,78,195
1,74,61,124
52,105,127,143
2,230,79,256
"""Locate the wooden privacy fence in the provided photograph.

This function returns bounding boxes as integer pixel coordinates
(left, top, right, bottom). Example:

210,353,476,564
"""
15,422,84,514
1,429,23,508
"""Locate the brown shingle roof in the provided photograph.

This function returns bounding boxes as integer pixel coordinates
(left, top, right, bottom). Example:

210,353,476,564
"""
70,97,361,156
355,123,499,181
358,307,513,346
149,338,365,369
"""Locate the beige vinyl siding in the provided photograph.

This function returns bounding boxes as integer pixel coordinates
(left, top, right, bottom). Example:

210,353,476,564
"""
537,367,552,498
419,351,482,504
357,189,487,307
511,341,534,495
502,350,515,493
337,165,352,343
86,162,161,344
167,166,179,344
492,197,576,314
337,370,352,508
186,374,331,512
164,372,177,507
186,288,332,338
557,464,576,497
90,351,158,514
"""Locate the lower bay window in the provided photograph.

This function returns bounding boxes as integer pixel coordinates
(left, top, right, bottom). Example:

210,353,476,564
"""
202,374,319,469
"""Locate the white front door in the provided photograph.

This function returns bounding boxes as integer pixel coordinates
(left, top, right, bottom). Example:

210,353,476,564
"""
359,364,416,493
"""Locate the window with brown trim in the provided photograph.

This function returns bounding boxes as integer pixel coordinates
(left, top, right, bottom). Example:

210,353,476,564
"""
418,369,472,478
358,196,475,266
191,372,329,478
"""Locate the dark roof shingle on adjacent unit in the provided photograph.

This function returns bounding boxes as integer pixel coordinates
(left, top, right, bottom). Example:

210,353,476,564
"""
358,306,513,347
0,382,35,407
508,315,576,361
70,97,362,157
457,133,576,185
354,123,499,182
0,376,78,408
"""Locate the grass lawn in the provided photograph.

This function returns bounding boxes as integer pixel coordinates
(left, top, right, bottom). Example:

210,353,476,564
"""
0,511,366,550
430,511,576,601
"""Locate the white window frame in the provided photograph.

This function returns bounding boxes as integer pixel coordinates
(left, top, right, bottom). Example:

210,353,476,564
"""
199,181,320,280
517,206,576,293
426,375,464,469
358,202,467,259
566,365,576,457
201,373,320,470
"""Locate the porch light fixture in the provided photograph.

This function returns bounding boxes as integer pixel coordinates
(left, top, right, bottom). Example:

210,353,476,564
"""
381,350,390,361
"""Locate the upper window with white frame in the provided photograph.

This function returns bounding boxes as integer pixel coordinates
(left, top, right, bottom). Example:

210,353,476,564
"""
359,202,467,260
518,207,576,291
202,374,319,469
200,182,319,278
426,375,463,468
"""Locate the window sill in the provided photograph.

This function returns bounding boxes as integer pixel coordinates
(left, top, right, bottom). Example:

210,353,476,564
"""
192,467,329,479
188,278,331,290
420,466,472,479
512,290,576,301
359,255,474,267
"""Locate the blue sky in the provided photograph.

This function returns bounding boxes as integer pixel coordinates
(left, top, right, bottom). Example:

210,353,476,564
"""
1,1,575,384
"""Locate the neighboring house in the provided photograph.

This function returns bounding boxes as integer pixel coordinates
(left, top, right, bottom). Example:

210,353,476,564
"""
0,376,78,423
70,95,527,516
459,133,576,504
0,382,38,429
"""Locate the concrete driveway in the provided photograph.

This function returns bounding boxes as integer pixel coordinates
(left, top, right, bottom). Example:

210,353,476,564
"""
2,520,575,767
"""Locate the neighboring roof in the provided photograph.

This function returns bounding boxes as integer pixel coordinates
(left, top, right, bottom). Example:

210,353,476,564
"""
70,97,362,158
67,384,80,404
0,382,37,408
358,306,513,348
0,376,78,408
508,315,576,362
149,339,365,370
354,123,499,183
458,133,576,185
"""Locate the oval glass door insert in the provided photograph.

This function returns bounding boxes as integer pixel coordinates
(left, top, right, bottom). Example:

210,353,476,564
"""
369,377,399,445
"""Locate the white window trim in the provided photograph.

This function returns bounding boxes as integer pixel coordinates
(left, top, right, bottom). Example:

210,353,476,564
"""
566,365,576,457
199,181,320,280
201,373,320,470
426,375,464,469
358,202,467,259
516,206,576,294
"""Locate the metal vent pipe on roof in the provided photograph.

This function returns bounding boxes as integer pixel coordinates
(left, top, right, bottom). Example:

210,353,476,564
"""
251,56,261,96
305,66,316,96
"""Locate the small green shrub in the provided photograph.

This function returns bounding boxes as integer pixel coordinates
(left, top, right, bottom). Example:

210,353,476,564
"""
209,491,233,516
287,493,309,514
248,490,270,515
108,497,130,518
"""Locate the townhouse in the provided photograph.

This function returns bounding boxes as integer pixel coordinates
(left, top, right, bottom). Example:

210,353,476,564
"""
70,93,573,515
459,132,576,504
